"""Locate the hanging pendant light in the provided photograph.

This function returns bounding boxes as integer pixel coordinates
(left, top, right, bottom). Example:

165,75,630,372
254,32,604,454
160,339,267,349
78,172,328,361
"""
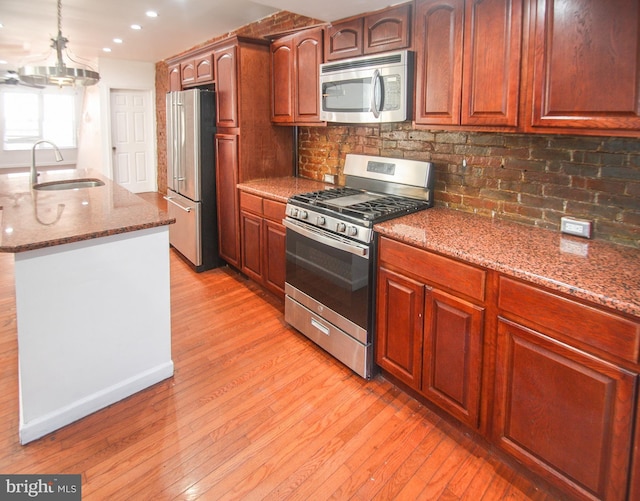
17,0,100,87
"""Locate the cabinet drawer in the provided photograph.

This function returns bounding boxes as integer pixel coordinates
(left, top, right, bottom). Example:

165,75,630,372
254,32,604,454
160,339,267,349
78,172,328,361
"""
239,191,263,214
263,199,285,222
498,276,640,364
378,237,486,302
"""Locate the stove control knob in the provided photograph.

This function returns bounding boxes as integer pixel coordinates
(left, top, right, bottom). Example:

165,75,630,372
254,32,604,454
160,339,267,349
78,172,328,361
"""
316,216,326,226
347,226,358,237
299,210,308,220
290,208,299,217
336,222,346,233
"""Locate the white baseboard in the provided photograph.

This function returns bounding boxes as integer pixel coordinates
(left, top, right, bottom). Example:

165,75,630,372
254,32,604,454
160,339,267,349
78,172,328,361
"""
19,361,174,445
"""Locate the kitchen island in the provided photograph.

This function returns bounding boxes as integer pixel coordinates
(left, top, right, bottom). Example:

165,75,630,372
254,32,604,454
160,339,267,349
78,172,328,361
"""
0,169,175,444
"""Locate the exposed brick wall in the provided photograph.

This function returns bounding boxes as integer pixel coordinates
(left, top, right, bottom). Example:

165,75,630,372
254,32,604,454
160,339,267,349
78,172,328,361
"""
298,123,640,247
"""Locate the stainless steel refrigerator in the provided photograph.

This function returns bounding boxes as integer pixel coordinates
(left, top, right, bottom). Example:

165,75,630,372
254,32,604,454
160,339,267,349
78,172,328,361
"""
165,89,221,271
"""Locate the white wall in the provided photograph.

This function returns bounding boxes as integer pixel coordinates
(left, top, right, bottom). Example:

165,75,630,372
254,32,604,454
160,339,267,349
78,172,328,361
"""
78,58,157,179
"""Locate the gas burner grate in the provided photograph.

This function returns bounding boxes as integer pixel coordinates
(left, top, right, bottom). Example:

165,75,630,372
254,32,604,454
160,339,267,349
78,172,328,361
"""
290,187,429,223
291,187,362,205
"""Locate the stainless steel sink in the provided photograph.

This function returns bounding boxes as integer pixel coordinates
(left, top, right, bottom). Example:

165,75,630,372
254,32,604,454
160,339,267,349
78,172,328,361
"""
33,179,105,191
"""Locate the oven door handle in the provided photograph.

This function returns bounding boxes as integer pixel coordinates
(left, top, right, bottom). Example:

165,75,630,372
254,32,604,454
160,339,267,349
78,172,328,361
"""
283,219,370,259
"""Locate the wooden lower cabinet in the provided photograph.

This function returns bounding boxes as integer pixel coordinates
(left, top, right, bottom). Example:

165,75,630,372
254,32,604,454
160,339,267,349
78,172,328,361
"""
377,235,640,500
240,211,262,281
239,191,286,297
422,287,484,427
494,318,637,501
376,237,485,428
376,267,424,388
215,134,240,268
262,218,286,295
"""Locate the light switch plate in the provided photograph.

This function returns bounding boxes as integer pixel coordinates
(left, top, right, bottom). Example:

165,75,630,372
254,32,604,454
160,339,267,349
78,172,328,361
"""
561,216,593,239
323,174,336,184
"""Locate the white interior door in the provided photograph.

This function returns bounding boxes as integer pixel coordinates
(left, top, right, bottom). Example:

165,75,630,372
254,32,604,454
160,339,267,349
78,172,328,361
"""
110,90,156,193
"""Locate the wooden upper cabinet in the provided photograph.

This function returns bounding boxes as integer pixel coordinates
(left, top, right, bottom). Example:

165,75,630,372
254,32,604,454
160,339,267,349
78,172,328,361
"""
194,53,213,84
213,44,239,128
527,0,640,133
415,0,464,125
364,3,412,55
271,40,294,122
168,63,181,91
462,0,522,126
178,52,214,88
325,18,363,61
271,27,324,124
295,30,324,122
180,60,196,87
325,3,412,61
414,0,522,127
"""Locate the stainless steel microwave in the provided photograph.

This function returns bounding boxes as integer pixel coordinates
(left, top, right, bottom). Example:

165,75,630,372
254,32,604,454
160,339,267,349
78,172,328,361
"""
319,50,414,124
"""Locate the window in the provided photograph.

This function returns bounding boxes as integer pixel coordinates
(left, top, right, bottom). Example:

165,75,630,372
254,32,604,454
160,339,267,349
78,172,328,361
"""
2,87,79,151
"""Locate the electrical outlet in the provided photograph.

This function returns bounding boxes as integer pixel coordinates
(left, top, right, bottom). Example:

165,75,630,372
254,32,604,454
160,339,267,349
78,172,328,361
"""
561,217,592,239
323,174,336,184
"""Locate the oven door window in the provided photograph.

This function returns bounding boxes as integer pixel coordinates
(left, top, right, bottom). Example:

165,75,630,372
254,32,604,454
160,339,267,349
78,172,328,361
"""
286,228,370,330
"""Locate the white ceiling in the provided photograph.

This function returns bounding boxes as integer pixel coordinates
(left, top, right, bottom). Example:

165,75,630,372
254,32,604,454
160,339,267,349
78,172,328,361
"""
0,0,400,70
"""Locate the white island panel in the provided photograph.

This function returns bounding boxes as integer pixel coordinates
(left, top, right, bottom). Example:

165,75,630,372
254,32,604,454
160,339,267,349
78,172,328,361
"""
15,225,173,444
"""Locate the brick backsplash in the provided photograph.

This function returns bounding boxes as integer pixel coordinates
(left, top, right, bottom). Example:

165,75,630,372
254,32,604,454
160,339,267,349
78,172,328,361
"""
298,123,640,247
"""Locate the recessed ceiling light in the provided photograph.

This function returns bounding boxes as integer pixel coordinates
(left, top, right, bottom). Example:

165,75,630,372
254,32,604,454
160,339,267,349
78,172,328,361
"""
113,38,123,44
131,24,142,30
146,11,158,18
103,47,112,52
0,23,4,29
0,60,7,65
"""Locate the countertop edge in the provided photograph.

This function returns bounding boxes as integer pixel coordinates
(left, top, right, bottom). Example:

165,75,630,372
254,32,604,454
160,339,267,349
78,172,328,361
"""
0,218,175,253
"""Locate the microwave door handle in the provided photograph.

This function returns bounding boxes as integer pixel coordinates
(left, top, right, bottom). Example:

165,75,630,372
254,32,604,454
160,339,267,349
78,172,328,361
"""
370,69,381,118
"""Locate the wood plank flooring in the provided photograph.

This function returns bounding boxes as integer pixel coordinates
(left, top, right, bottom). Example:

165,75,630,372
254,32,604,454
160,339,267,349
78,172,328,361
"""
0,195,563,500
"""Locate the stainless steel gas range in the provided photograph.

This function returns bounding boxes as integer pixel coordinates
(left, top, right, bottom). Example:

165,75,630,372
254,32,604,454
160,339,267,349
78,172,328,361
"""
283,154,435,378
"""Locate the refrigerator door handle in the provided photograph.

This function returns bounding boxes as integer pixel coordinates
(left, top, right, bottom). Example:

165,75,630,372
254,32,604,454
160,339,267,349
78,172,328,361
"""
164,195,192,213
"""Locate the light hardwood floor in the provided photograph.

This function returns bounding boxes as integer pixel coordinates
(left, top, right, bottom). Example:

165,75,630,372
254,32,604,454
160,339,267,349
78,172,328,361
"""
0,196,563,500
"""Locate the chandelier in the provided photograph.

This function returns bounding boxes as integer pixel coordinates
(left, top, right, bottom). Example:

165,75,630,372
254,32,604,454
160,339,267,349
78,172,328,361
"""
17,0,100,87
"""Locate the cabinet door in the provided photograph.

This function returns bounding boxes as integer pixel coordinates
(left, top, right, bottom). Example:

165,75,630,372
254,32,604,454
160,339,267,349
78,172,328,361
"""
461,0,522,126
168,64,182,91
325,18,363,61
295,29,323,123
414,0,464,125
214,45,239,128
271,39,294,123
422,288,484,428
215,134,240,268
181,60,196,87
364,3,412,54
376,267,424,389
195,53,213,83
263,219,286,296
529,0,640,131
494,318,637,501
241,211,263,282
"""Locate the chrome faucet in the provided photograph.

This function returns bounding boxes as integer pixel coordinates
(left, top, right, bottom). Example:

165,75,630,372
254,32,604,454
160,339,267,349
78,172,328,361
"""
31,140,64,185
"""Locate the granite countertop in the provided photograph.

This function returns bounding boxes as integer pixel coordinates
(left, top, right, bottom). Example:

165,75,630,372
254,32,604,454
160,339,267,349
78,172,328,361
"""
237,176,331,203
0,169,174,253
237,178,639,317
375,208,640,317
